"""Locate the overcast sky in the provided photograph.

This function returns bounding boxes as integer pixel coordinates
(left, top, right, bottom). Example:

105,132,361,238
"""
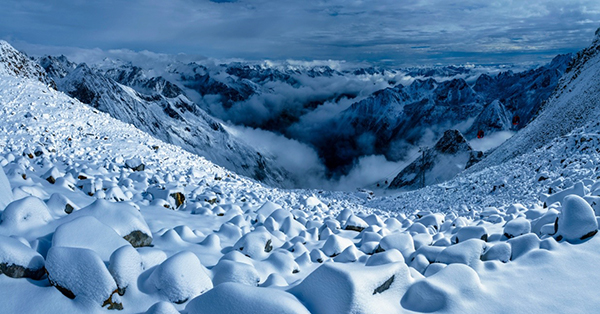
2,0,600,66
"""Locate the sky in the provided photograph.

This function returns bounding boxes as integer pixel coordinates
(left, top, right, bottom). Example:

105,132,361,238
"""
2,0,600,66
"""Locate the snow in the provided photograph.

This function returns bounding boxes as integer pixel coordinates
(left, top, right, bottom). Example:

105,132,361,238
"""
292,262,412,314
45,246,118,304
555,195,598,243
0,196,53,234
0,166,13,210
0,234,44,274
0,36,600,313
186,282,310,314
145,251,213,303
52,215,131,261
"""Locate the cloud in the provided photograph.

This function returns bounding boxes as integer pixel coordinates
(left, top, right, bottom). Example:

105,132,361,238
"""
2,0,599,65
224,124,328,188
469,131,515,152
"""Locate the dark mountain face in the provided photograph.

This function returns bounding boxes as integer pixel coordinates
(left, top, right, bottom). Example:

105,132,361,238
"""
306,55,572,176
388,129,483,190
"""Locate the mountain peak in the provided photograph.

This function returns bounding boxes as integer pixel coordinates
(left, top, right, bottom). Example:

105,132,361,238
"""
0,41,54,87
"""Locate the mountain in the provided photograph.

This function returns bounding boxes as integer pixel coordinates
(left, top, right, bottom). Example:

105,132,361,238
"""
0,41,54,87
469,28,600,172
309,55,571,174
388,129,483,190
38,54,291,187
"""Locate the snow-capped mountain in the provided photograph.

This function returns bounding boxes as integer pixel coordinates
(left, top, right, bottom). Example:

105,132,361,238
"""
469,28,600,172
37,54,291,187
0,41,54,87
388,130,483,190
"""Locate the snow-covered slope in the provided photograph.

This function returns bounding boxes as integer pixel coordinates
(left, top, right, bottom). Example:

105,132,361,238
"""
0,40,54,87
388,130,483,190
470,29,600,172
37,54,291,187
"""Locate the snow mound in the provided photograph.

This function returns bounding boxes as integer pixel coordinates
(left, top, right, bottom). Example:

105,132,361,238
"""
108,245,144,295
0,166,13,211
67,199,152,247
292,262,411,314
0,196,53,234
401,264,482,312
146,251,213,303
52,215,131,262
212,259,260,287
46,246,118,305
0,234,45,279
555,195,599,243
186,282,310,314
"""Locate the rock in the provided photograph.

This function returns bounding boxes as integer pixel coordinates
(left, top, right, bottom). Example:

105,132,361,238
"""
503,217,531,239
45,193,79,216
46,246,118,305
555,195,598,243
109,245,143,295
125,157,145,171
67,199,152,247
0,235,45,279
233,229,280,259
292,262,412,314
147,251,213,304
186,282,310,314
53,215,131,262
343,215,368,232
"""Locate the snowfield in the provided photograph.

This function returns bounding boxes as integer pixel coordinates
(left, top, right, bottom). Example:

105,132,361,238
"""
2,30,600,313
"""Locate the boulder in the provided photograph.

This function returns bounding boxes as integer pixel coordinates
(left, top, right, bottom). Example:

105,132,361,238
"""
292,262,411,314
555,195,598,243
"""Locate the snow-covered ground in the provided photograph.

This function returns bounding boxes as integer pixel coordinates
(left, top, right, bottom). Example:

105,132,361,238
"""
2,31,600,313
